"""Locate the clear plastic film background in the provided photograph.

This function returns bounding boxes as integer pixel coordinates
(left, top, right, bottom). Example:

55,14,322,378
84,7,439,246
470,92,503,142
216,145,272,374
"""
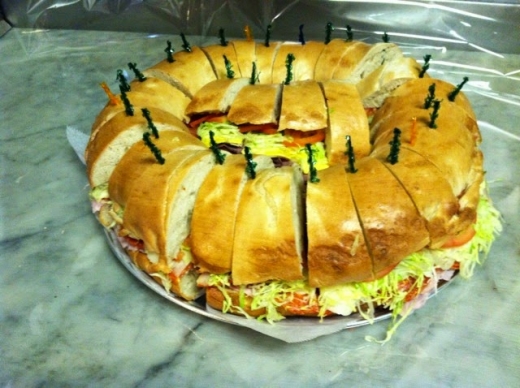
2,1,520,54
1,1,519,342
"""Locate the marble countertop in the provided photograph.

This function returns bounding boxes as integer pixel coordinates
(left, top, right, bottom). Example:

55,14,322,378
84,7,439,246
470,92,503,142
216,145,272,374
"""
1,28,519,387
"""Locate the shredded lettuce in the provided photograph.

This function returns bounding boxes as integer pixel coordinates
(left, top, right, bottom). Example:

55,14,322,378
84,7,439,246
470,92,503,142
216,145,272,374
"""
89,182,109,203
198,122,244,146
197,121,329,174
208,275,316,323
149,271,172,292
207,188,502,342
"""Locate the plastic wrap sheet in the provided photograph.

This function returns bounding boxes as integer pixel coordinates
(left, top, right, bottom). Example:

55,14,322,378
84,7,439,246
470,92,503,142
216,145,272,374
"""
2,1,520,54
0,2,11,37
2,1,518,342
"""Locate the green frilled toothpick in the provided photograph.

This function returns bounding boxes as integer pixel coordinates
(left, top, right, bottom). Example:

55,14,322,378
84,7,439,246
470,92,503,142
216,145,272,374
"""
116,69,130,92
418,55,431,78
298,24,306,45
119,86,134,116
218,28,228,46
244,146,257,179
141,108,159,138
346,25,353,41
209,131,226,165
249,62,260,85
128,62,146,82
180,32,192,52
448,77,469,101
143,132,165,164
306,144,320,183
325,22,334,44
387,128,401,165
165,40,175,63
284,53,295,85
223,55,235,79
382,32,390,42
429,99,441,129
424,83,436,109
345,135,357,173
264,24,272,47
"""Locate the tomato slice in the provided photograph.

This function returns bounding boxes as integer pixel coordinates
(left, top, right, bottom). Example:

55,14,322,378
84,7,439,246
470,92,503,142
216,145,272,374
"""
364,107,377,117
373,261,400,280
279,293,332,316
398,277,430,302
125,236,145,251
442,225,476,248
284,129,326,147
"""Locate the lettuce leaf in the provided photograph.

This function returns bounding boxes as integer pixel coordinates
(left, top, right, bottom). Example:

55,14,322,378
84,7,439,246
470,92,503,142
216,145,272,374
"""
197,121,329,174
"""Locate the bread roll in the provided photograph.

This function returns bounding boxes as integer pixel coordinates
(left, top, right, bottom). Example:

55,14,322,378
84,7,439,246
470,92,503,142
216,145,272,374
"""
231,40,257,78
254,41,281,84
85,108,189,187
330,41,372,80
271,42,306,84
371,145,463,248
108,130,205,206
314,39,358,81
294,41,327,80
321,80,370,164
227,83,282,125
357,57,423,107
91,77,191,139
336,43,403,84
201,43,241,79
122,150,215,263
392,78,476,121
371,104,476,197
231,165,305,285
307,164,373,286
346,157,430,275
191,154,274,274
184,78,250,118
143,46,216,98
371,94,480,144
278,80,327,132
